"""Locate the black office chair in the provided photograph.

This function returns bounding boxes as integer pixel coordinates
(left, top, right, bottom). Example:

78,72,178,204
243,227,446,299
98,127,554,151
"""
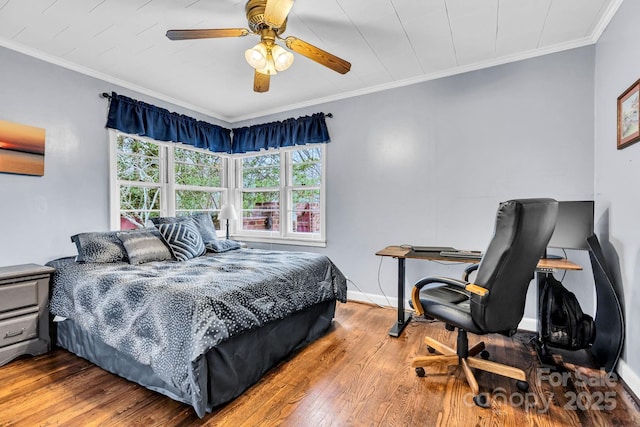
411,198,558,407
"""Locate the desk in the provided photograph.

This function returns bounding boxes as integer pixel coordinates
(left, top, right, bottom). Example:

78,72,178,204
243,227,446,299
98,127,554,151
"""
375,245,582,337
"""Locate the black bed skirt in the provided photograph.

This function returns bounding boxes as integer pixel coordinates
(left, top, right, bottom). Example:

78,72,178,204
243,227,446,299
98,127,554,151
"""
56,299,337,417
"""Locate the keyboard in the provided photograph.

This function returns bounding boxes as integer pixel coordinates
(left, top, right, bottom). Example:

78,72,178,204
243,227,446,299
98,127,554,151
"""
411,246,456,253
439,250,483,260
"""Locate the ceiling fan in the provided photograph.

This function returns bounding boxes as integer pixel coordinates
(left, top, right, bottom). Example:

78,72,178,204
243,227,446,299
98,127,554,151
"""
166,0,352,93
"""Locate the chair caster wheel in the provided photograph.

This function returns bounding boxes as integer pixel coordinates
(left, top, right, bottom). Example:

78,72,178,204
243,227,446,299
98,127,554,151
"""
480,350,490,359
427,346,436,353
415,367,426,377
473,394,490,408
516,380,529,392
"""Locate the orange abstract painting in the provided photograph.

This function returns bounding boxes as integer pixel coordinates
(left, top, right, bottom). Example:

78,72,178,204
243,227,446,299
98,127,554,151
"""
0,119,46,176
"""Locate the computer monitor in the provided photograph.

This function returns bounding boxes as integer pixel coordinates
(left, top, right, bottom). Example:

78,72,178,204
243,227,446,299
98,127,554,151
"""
547,200,594,251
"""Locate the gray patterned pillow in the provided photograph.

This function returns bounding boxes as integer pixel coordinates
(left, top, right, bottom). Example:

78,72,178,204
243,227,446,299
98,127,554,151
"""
71,232,128,263
116,228,173,264
156,219,206,261
190,213,217,243
151,213,217,244
205,239,242,253
150,216,181,226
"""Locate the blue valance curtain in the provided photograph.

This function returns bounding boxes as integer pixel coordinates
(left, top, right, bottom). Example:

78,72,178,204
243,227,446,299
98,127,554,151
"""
105,92,232,153
104,92,331,154
232,113,330,154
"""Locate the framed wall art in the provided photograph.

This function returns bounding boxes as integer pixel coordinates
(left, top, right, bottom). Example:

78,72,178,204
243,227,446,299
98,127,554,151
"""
0,119,46,176
617,78,640,149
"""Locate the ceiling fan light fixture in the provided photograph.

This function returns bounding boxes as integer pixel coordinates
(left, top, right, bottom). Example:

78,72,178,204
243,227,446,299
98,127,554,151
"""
256,48,277,75
167,0,351,92
244,42,268,70
272,44,294,71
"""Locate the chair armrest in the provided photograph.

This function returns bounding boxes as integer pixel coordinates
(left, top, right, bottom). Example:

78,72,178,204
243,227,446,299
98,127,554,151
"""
411,276,468,316
465,283,489,297
462,264,479,281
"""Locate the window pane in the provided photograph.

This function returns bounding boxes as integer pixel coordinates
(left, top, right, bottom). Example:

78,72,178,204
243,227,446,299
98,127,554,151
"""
117,153,160,183
292,148,321,186
291,147,321,163
119,185,161,228
242,191,280,231
291,190,320,233
118,136,159,157
242,154,280,188
176,190,222,212
174,147,222,187
242,153,280,167
292,189,320,204
292,162,321,186
117,136,160,183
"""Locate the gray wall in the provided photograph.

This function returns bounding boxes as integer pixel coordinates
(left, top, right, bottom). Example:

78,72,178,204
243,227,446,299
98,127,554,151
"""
594,0,640,390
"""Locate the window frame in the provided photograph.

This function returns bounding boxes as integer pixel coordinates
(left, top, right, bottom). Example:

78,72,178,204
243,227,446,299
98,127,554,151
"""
109,131,229,233
231,145,326,247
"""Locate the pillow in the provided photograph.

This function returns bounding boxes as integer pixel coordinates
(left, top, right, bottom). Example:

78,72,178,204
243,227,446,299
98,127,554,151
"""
156,219,206,261
150,216,182,226
71,232,128,263
205,239,242,253
190,213,218,243
116,228,173,264
151,213,218,243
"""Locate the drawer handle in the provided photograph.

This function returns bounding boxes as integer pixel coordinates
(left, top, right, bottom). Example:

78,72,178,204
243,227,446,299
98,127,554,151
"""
4,329,25,339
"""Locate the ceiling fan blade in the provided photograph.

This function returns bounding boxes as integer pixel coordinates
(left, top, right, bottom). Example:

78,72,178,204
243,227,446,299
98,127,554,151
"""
284,36,351,74
166,28,249,40
254,70,270,93
264,0,295,28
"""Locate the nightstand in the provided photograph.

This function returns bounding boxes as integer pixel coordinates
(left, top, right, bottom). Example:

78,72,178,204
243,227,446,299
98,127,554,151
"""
0,264,55,367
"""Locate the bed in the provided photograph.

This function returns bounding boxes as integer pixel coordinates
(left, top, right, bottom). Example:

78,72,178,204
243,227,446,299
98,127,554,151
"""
47,247,347,417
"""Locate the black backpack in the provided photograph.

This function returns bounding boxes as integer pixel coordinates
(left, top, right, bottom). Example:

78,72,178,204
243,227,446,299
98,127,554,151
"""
540,275,596,350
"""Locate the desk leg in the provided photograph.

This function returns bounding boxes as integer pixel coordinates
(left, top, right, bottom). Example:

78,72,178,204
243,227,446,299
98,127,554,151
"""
388,257,411,337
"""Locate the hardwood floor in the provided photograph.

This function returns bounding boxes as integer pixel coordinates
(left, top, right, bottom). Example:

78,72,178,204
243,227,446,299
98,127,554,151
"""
1,301,639,426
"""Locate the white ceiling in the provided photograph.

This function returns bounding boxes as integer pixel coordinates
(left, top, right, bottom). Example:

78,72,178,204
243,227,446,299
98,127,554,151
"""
0,0,621,122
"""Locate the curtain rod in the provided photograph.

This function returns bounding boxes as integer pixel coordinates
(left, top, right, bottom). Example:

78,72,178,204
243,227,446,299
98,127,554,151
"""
100,92,332,118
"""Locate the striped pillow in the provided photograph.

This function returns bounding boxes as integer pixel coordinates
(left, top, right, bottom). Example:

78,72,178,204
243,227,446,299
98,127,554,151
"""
116,229,173,264
157,219,206,261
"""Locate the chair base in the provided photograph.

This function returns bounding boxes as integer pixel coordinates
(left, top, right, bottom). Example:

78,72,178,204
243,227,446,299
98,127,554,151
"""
412,331,528,407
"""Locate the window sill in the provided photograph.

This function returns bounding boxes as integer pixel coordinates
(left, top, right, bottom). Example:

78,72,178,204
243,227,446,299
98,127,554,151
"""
231,235,326,248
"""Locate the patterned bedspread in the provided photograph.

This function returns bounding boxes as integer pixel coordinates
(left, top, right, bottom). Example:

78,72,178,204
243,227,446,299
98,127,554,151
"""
48,249,347,413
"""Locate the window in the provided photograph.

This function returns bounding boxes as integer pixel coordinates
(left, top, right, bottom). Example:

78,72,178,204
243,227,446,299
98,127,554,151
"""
110,132,227,231
114,136,163,229
234,146,325,245
288,147,322,236
239,153,281,232
110,132,326,246
172,146,224,220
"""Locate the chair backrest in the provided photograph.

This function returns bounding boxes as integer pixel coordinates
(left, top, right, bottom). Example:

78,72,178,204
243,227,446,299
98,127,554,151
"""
471,198,558,334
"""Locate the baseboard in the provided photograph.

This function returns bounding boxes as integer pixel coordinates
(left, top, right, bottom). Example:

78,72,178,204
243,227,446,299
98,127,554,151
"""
616,358,640,400
518,316,537,332
347,290,398,309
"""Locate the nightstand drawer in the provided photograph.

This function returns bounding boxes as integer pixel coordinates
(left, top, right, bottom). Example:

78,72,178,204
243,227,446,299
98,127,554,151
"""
0,313,38,348
0,281,38,312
